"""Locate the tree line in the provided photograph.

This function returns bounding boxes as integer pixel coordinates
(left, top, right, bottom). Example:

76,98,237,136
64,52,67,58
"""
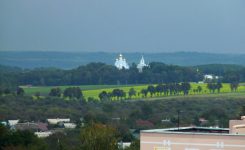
0,81,241,102
1,63,244,90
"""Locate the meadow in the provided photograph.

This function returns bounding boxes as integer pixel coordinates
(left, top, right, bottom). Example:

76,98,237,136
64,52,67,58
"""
22,83,245,100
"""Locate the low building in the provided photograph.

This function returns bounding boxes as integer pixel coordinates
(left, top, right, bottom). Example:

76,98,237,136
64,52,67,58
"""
118,142,131,149
203,74,219,83
14,122,48,132
64,123,76,129
8,120,19,126
35,131,52,138
140,116,245,150
47,118,70,125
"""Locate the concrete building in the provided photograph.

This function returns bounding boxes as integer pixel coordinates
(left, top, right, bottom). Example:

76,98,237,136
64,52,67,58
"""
140,116,245,150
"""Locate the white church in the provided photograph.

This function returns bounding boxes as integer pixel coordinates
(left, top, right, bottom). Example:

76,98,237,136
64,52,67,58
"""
114,54,130,70
137,56,149,72
114,53,148,72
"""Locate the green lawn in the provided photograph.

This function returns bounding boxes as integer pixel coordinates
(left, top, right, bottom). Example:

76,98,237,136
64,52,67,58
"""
22,83,245,100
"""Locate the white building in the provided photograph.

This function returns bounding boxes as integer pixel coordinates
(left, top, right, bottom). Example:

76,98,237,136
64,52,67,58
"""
64,123,76,129
204,74,219,82
35,131,53,138
8,120,19,126
47,118,70,125
137,56,149,72
115,54,130,70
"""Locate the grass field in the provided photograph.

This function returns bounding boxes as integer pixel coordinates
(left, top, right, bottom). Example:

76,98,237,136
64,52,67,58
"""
21,83,245,100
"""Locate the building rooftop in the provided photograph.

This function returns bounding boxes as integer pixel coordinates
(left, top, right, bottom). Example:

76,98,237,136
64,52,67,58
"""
141,126,245,136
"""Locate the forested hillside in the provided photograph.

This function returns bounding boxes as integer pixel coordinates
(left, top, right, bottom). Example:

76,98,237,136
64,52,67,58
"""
1,62,244,89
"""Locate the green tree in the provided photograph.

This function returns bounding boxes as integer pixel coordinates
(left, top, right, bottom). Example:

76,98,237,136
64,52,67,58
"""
230,82,239,92
155,84,164,96
147,85,155,97
99,91,110,102
197,86,202,93
63,87,83,99
181,82,191,95
125,140,140,150
49,87,62,97
16,87,25,96
128,88,136,99
216,82,223,93
207,83,216,93
140,89,148,98
35,92,41,99
80,123,118,150
112,89,126,100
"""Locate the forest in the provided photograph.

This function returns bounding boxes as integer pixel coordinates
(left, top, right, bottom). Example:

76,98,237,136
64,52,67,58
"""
1,63,244,90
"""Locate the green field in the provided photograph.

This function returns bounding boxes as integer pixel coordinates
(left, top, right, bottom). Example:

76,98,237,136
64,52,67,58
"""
22,83,245,100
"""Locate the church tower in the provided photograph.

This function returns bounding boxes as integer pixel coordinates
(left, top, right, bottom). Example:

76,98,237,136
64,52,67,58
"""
137,56,148,72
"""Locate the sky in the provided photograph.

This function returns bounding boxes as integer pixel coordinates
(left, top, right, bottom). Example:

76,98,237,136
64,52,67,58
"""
0,0,245,53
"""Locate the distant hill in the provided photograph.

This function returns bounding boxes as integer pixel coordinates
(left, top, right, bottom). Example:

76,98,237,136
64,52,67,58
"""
1,51,245,69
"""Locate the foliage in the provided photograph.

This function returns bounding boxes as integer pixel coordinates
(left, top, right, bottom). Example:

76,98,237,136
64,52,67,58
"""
63,87,83,99
80,123,118,150
49,88,62,97
0,124,46,150
124,140,140,150
128,88,136,99
16,87,25,96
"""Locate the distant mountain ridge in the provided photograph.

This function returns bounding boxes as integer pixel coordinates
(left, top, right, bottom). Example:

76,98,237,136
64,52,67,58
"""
1,51,245,69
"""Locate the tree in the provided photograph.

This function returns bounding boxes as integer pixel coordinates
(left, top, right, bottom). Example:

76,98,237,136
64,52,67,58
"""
163,84,169,96
230,82,239,92
128,88,136,99
125,140,140,150
112,89,126,100
0,124,47,149
16,87,25,96
4,88,11,95
80,123,118,150
140,89,148,98
239,105,245,116
181,82,191,95
147,85,155,97
35,92,41,99
112,89,121,100
216,82,223,93
49,87,62,97
197,86,202,93
207,83,216,93
0,87,3,96
99,91,110,102
155,84,164,96
63,87,83,99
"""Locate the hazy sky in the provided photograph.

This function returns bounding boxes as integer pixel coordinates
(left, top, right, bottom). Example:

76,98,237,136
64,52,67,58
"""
0,0,245,53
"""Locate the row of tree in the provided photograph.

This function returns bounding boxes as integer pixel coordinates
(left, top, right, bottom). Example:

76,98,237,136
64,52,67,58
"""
49,87,83,99
98,83,192,101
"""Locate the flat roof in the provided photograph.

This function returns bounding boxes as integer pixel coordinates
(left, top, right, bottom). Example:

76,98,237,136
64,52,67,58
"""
141,127,245,136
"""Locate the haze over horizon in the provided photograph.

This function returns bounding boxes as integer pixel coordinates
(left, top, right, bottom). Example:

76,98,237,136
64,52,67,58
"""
1,0,245,53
